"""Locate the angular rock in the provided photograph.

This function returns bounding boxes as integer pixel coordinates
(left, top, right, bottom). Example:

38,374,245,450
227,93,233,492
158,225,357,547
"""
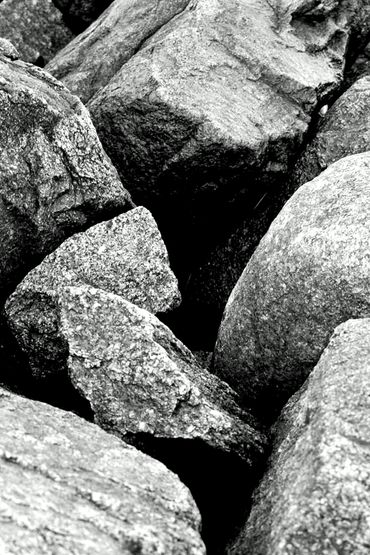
293,75,370,188
0,37,19,60
52,0,114,32
7,206,180,317
88,0,370,274
0,54,132,301
230,318,370,555
0,0,74,66
47,0,191,104
214,153,370,421
6,284,267,551
0,386,205,554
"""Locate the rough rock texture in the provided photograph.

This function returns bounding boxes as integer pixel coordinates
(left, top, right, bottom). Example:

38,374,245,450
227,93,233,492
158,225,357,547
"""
7,206,180,318
0,386,205,554
0,54,133,301
230,318,370,555
214,152,370,421
52,0,114,32
0,37,19,59
6,283,267,552
0,0,74,66
292,75,370,188
88,0,370,275
47,0,191,104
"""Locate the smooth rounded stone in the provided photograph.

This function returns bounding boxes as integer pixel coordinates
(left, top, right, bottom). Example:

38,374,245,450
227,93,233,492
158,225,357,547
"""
214,152,370,421
0,386,205,555
46,0,191,104
6,283,267,551
88,0,370,274
292,76,370,189
0,0,74,66
52,0,114,32
230,318,370,555
7,206,180,317
0,54,133,301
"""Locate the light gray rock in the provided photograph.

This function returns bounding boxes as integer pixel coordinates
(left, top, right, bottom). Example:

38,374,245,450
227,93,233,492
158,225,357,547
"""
7,206,180,317
214,152,370,421
0,37,19,60
88,0,370,271
52,0,114,32
47,0,191,104
0,386,205,554
0,0,74,65
230,318,370,555
0,54,132,301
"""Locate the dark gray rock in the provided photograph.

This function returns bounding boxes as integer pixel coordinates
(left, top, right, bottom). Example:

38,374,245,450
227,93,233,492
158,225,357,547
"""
0,0,74,65
0,54,133,301
52,0,114,32
7,206,180,317
230,318,370,555
0,386,205,554
214,152,370,421
88,0,370,275
6,283,267,551
47,0,191,104
345,40,370,86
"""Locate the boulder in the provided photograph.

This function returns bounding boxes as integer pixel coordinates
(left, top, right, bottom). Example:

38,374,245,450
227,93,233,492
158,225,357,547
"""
230,318,370,555
7,206,180,317
6,284,267,551
46,0,191,104
293,75,370,188
214,152,370,421
0,0,74,66
52,0,114,32
0,386,205,554
88,0,370,274
0,54,132,301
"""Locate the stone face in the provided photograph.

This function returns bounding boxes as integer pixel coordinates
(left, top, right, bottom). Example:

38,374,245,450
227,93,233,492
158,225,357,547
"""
0,54,133,301
230,318,370,555
6,283,267,551
0,0,74,66
88,0,370,273
47,0,191,104
292,76,370,189
214,153,370,421
7,206,180,318
52,0,114,32
0,386,205,554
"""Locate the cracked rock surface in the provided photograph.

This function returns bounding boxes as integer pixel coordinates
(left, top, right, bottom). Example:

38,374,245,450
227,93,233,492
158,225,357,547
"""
6,206,180,318
0,386,205,554
0,54,132,301
230,318,370,555
214,152,370,421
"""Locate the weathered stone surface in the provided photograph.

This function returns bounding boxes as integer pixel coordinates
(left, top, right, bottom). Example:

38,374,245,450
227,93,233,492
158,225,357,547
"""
0,386,205,554
47,0,191,104
0,0,74,66
230,318,370,555
0,37,19,60
7,206,180,318
6,283,267,551
88,0,370,273
214,153,370,421
0,54,133,301
292,76,370,188
52,0,114,32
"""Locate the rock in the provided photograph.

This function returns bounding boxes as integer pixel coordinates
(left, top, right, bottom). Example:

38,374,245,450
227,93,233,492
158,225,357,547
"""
292,76,370,189
0,37,19,60
7,206,180,318
88,0,370,275
214,152,370,422
46,0,191,104
52,0,114,32
0,0,74,66
6,284,267,552
345,40,370,86
0,54,132,301
0,386,205,554
230,318,370,555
